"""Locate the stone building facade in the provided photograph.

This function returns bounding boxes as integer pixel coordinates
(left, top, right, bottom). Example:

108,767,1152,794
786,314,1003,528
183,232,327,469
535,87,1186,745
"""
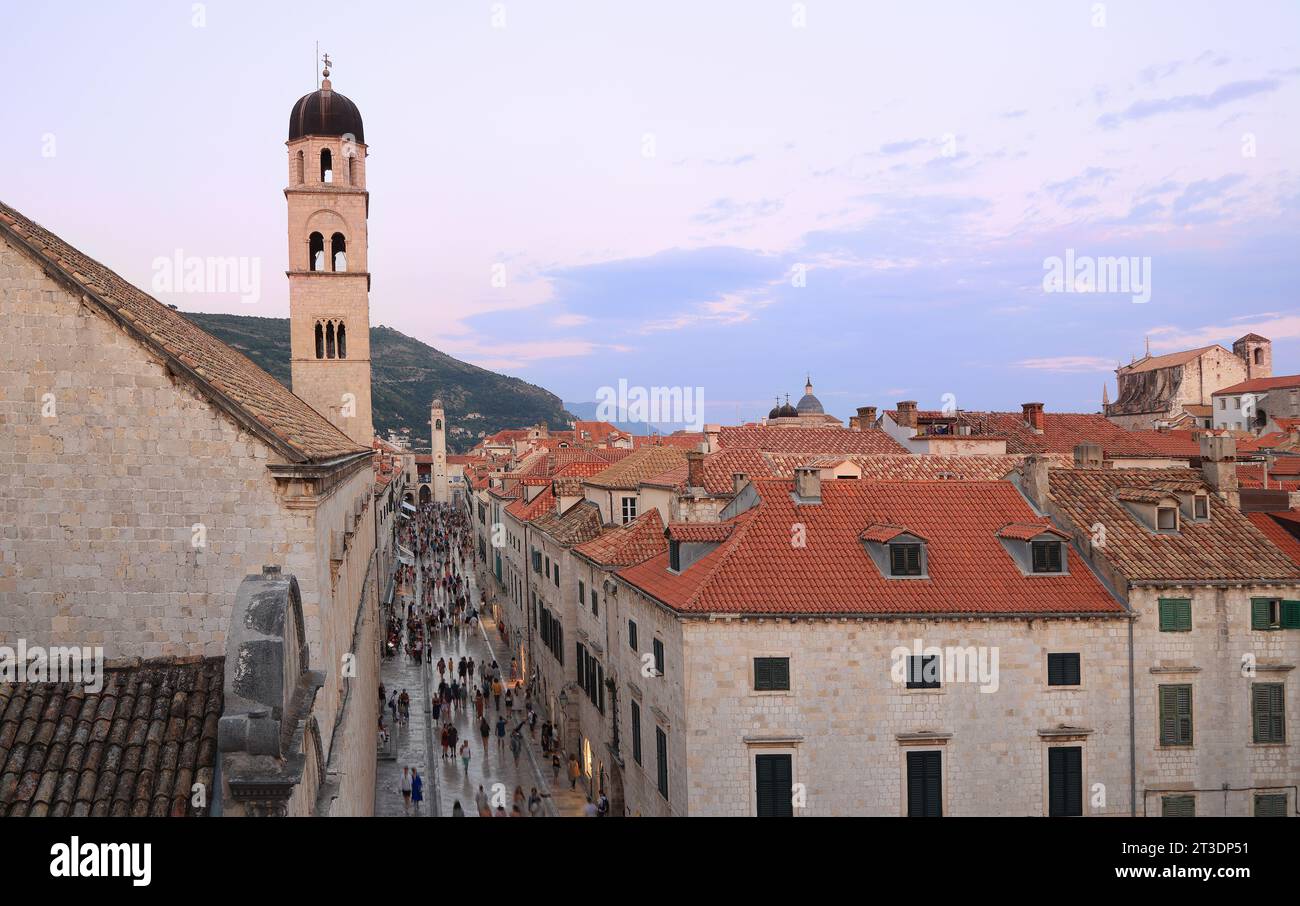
1106,336,1269,430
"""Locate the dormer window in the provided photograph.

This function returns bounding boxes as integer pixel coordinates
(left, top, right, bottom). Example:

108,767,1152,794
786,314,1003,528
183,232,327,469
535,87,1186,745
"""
1031,539,1063,573
1193,494,1209,520
890,542,922,576
668,540,681,572
1156,506,1178,531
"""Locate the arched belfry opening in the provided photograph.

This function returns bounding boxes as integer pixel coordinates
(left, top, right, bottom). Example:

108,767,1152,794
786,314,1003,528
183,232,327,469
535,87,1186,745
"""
309,232,325,271
331,232,347,272
320,148,333,183
314,321,324,359
325,321,336,359
336,321,347,359
296,150,305,184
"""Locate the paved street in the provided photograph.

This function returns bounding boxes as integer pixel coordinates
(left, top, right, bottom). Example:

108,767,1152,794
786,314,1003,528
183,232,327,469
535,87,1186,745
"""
374,533,586,817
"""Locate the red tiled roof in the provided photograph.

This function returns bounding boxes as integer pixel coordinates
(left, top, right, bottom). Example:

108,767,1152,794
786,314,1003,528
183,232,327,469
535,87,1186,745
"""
1047,467,1300,583
618,479,1125,615
1128,429,1260,457
997,521,1069,541
718,425,906,455
0,656,223,817
531,499,604,546
573,509,666,568
666,522,735,543
506,486,555,521
1215,375,1300,395
1246,512,1300,567
632,432,707,449
0,201,367,463
1117,345,1222,374
585,447,690,490
859,523,918,543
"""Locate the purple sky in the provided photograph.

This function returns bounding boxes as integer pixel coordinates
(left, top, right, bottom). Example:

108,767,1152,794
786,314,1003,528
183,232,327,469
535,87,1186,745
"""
4,1,1298,424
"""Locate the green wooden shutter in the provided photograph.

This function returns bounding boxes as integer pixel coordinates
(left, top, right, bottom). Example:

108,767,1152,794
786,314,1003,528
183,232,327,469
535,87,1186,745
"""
1252,598,1275,630
1282,600,1300,629
1160,684,1193,745
1254,794,1288,817
906,750,942,817
1159,598,1191,631
1252,683,1285,744
630,701,642,765
756,754,794,817
1161,795,1195,817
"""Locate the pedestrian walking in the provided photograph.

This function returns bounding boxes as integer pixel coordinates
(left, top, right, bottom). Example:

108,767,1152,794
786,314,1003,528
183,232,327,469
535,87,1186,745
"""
459,739,471,773
496,715,507,754
567,753,581,790
411,769,424,814
399,766,412,815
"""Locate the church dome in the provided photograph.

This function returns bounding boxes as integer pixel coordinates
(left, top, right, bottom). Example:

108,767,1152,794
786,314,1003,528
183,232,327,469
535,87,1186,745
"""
777,402,799,418
289,80,365,143
795,375,824,415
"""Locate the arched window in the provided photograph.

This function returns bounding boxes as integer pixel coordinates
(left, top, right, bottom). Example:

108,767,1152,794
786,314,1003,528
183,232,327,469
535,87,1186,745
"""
296,150,305,184
325,321,336,359
435,419,442,430
331,233,347,272
309,232,325,271
337,321,347,359
320,148,333,183
347,155,354,185
315,321,324,359
1255,348,1264,365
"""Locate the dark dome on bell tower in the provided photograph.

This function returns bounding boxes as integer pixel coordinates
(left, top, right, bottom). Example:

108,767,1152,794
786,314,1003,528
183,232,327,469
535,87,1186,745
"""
288,70,364,143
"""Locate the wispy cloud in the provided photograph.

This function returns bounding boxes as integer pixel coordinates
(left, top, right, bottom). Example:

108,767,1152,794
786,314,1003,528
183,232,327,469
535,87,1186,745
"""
1015,356,1115,374
692,197,784,225
1097,79,1282,128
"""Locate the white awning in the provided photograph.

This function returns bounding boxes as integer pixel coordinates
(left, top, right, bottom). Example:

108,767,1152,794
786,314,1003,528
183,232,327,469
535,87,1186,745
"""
401,501,417,513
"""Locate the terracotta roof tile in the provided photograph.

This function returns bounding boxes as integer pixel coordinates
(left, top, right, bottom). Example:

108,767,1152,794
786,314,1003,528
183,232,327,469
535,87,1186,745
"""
585,447,690,490
618,479,1123,615
573,509,667,567
0,657,223,817
1048,467,1300,584
718,425,906,454
0,201,366,463
665,522,735,543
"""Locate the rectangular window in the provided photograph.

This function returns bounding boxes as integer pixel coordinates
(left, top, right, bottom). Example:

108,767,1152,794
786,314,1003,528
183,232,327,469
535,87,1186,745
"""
579,580,585,607
545,555,550,577
1255,794,1287,817
1285,600,1300,628
1047,746,1083,817
1159,684,1194,746
630,700,642,765
755,753,794,817
576,642,586,687
652,638,665,676
1252,683,1286,744
754,657,791,691
1161,795,1195,817
655,727,668,800
669,540,682,572
906,654,940,689
628,619,638,651
1158,598,1192,632
591,589,598,616
890,543,922,576
1047,652,1081,686
621,496,638,524
906,750,942,817
1193,495,1209,519
1157,507,1178,530
1252,597,1282,631
1031,539,1063,573
553,565,559,588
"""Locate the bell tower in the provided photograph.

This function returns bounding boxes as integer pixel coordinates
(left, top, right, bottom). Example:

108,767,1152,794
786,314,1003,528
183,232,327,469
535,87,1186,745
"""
285,59,373,447
430,399,449,504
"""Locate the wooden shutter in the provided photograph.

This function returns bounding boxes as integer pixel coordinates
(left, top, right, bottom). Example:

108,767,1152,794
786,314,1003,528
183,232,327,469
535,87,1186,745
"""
1159,598,1191,631
1047,653,1080,686
1254,794,1287,817
756,754,794,817
656,728,668,799
1252,683,1285,744
1252,598,1275,630
906,750,942,817
1160,684,1193,745
1282,600,1300,629
1048,746,1082,816
630,701,642,765
1161,795,1195,817
576,643,585,686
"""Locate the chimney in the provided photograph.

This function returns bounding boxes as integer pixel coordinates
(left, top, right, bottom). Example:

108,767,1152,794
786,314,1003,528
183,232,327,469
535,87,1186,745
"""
896,401,918,430
1022,402,1045,433
704,423,721,453
851,406,877,431
686,451,705,492
732,472,747,494
1020,453,1050,510
1199,432,1239,505
793,466,821,502
1073,442,1103,470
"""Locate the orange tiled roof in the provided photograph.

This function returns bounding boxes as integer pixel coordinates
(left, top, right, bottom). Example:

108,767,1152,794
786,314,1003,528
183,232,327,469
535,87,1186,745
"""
996,521,1069,541
617,479,1124,615
585,447,690,490
1128,429,1260,457
0,656,223,816
0,201,367,464
1246,512,1300,567
506,486,555,521
531,499,604,546
1117,345,1222,374
1215,374,1300,395
573,509,666,567
1048,467,1300,584
665,522,735,543
632,432,707,449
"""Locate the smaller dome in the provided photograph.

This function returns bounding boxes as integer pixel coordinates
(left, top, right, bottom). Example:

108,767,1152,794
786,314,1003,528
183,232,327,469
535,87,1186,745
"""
288,81,365,143
777,403,799,418
431,399,443,409
767,405,782,420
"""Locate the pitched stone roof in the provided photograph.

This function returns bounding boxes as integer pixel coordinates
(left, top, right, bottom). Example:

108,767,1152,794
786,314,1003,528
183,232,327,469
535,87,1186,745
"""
617,479,1124,616
1047,467,1300,584
0,656,223,817
0,201,366,464
1117,345,1222,374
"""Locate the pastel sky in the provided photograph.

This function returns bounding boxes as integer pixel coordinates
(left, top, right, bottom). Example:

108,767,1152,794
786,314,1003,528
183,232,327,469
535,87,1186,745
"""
4,1,1298,424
